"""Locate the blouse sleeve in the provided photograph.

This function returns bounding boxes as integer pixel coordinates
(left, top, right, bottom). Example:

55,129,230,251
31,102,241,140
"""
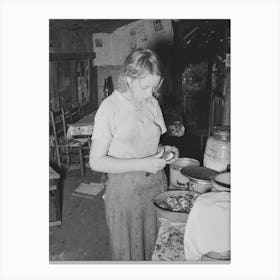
155,101,167,135
91,100,114,140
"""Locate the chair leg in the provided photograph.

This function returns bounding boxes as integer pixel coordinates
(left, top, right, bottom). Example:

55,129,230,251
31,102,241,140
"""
79,146,85,177
54,184,62,224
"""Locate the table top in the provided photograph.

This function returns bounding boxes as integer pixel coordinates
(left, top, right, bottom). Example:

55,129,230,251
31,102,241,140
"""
67,111,96,139
69,111,96,128
49,166,60,181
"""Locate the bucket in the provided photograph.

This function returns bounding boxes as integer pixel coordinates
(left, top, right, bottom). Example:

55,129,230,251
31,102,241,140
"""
170,158,200,189
180,166,218,193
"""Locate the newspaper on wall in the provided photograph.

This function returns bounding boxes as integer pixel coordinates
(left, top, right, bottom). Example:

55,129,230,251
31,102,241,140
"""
92,19,174,66
92,33,113,65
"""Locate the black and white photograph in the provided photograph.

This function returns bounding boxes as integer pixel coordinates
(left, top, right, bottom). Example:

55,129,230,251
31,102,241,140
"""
49,19,231,262
1,0,280,279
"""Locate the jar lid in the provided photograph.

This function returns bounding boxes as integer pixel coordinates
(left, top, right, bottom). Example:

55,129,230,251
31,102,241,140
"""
213,126,230,141
213,125,230,133
181,166,218,182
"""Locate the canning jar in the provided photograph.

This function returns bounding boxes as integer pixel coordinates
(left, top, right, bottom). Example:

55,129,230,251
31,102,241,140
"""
203,126,230,172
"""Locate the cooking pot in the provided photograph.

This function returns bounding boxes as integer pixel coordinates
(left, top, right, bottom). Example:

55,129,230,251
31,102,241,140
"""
180,166,218,193
211,172,230,192
169,158,200,189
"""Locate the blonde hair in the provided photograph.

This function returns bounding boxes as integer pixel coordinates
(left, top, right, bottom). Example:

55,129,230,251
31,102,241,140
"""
118,48,163,93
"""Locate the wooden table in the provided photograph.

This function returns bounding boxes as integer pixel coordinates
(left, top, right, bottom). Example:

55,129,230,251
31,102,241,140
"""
49,166,61,226
66,111,96,140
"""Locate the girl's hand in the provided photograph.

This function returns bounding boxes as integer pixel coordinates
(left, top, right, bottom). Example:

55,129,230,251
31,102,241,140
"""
142,150,166,173
162,145,179,164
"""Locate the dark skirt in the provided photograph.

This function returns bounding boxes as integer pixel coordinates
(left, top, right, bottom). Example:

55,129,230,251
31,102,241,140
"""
104,170,167,261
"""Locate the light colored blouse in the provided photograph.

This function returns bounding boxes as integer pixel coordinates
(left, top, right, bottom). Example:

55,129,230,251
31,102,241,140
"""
92,90,167,159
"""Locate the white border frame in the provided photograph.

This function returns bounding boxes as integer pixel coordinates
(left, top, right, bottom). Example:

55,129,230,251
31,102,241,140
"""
1,0,279,279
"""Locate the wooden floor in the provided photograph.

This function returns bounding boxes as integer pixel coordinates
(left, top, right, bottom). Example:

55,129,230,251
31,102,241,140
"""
49,168,111,261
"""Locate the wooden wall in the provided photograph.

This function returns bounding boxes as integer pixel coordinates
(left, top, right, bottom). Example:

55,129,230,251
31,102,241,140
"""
49,29,96,112
50,29,93,53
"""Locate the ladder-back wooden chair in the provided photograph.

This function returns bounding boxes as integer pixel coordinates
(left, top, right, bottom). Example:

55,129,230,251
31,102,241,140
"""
63,105,91,148
50,108,85,177
67,103,92,149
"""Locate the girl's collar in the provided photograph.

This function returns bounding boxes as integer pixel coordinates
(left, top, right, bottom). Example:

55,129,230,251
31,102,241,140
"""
119,90,146,110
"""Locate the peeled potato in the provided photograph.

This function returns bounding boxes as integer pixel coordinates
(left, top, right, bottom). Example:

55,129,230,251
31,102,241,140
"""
162,151,175,161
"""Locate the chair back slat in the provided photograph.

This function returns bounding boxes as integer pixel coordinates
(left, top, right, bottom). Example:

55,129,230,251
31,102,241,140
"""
64,109,72,124
50,109,66,141
61,107,72,139
50,110,63,167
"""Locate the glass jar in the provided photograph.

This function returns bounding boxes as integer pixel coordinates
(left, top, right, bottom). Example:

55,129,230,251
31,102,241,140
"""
203,126,230,172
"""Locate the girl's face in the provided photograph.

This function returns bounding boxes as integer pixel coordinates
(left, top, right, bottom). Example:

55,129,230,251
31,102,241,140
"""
127,74,162,102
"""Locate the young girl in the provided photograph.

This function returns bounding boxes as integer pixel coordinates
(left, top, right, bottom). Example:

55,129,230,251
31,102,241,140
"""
89,48,179,261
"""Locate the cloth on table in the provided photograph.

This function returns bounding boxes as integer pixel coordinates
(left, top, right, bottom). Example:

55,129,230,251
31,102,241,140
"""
66,111,96,139
67,125,94,139
184,191,230,260
152,217,186,261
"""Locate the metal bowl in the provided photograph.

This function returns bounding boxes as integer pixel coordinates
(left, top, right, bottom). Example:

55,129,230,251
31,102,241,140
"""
152,190,200,223
202,250,231,260
211,172,230,192
180,166,218,193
